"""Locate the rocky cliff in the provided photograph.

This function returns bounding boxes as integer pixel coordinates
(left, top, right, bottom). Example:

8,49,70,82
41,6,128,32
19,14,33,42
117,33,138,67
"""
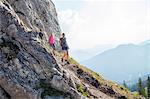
0,0,144,99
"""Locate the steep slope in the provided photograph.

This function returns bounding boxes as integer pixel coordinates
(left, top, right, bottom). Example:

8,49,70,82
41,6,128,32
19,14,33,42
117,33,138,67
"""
82,43,150,83
0,0,144,99
67,58,145,99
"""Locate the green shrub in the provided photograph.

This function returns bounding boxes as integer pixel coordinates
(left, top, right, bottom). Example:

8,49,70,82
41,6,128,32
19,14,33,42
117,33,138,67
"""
77,84,89,97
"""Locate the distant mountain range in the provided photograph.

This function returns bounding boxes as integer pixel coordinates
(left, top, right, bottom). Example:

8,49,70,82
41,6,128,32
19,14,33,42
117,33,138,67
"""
70,44,115,62
81,40,150,83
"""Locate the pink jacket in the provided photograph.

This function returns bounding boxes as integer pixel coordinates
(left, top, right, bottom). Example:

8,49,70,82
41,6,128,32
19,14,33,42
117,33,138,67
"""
49,35,55,44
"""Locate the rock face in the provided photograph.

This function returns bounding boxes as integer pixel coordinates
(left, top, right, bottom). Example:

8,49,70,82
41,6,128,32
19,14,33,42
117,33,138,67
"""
1,0,61,42
0,0,145,99
0,0,78,99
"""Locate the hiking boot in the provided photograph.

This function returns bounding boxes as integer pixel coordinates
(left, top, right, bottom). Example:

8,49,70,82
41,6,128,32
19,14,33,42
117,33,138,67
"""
61,58,63,62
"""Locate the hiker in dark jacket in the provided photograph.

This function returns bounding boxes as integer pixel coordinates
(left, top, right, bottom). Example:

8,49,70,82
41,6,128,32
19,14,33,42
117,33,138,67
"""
60,33,69,62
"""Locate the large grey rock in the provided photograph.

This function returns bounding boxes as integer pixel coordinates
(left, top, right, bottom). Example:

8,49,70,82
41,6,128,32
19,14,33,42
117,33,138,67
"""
0,76,39,99
0,86,11,99
0,0,82,99
6,0,61,39
6,24,18,37
44,96,64,99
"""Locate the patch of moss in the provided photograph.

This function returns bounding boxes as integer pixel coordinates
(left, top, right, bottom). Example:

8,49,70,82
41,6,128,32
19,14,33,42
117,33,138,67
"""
133,92,140,97
77,84,89,97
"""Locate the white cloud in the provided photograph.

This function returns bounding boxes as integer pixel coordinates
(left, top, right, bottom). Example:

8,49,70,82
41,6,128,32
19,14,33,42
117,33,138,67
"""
57,0,150,50
58,9,89,49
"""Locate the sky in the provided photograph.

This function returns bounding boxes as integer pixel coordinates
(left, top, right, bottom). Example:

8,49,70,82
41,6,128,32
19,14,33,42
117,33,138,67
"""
53,0,150,50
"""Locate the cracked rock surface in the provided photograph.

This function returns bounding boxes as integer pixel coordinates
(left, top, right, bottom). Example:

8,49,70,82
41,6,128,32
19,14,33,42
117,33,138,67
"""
0,0,81,99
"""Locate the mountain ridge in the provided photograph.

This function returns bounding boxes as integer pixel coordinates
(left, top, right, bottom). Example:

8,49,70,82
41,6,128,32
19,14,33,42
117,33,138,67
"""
82,43,150,83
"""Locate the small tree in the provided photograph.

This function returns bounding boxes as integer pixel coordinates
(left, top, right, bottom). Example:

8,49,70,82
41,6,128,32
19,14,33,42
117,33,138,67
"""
147,76,150,98
123,80,127,88
138,78,146,97
138,78,143,95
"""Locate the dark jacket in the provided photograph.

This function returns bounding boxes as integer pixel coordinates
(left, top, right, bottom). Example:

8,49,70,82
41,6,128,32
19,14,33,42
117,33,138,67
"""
60,37,69,49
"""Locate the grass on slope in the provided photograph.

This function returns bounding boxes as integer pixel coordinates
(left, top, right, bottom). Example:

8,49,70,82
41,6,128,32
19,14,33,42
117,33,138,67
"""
68,57,143,99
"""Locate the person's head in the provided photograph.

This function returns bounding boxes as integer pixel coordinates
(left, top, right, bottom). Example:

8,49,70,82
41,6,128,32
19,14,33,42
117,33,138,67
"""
51,33,54,36
62,33,65,37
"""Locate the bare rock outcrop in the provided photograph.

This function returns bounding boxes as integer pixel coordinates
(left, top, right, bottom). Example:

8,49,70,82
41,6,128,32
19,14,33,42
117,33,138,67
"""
0,0,82,99
2,0,61,40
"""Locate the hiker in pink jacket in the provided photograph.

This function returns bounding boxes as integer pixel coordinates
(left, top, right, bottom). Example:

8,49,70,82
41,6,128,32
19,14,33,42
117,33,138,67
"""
49,33,55,55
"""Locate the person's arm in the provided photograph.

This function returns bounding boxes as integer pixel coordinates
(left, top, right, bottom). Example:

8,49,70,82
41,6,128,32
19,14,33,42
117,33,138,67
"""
59,38,62,44
48,36,51,44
